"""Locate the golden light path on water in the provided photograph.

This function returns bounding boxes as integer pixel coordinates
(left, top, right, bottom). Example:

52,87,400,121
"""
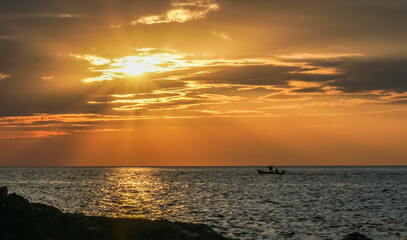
88,168,185,219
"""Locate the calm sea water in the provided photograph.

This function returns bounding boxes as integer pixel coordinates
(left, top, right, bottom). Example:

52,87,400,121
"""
0,166,406,239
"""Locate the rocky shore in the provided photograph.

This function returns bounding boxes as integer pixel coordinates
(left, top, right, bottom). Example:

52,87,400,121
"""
0,186,227,240
0,186,373,240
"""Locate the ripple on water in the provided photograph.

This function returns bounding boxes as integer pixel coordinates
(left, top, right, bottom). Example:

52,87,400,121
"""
0,166,407,239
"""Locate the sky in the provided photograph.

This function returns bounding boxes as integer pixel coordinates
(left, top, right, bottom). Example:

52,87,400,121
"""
1,0,407,166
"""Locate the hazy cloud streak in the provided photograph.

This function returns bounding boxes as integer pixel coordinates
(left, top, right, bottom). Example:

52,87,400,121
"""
133,0,219,24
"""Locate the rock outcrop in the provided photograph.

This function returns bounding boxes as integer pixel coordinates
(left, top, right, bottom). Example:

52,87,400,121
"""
0,186,227,240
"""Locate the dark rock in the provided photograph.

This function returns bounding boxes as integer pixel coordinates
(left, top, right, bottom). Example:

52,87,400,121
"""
5,193,30,209
0,186,7,202
342,232,372,240
0,187,229,240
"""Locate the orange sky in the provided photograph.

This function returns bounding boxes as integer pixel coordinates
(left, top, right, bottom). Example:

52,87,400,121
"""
1,0,407,166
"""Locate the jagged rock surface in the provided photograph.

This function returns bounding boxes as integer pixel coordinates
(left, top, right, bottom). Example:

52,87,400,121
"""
0,186,227,240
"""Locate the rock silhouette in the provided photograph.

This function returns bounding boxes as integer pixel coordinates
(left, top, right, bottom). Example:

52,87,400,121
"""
0,186,227,240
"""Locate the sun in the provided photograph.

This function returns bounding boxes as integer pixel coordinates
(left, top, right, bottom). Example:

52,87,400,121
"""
119,62,151,76
113,54,174,77
115,58,158,76
76,49,188,82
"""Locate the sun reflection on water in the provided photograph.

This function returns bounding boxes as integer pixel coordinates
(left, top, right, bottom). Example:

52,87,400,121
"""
94,168,170,218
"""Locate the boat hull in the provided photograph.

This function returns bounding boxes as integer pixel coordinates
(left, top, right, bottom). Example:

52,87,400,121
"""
257,169,285,175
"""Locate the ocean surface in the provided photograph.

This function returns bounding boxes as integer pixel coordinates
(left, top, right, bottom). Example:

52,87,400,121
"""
0,166,406,239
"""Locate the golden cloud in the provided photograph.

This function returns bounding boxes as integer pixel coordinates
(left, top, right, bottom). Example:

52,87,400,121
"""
132,0,219,25
0,73,10,80
0,130,67,139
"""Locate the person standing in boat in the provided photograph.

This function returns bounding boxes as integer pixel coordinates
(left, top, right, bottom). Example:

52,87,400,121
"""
268,166,273,172
275,168,279,174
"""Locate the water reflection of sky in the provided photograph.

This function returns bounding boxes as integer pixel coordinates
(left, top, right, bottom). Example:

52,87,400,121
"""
1,167,407,240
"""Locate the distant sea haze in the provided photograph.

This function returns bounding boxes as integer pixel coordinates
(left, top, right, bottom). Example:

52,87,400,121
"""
1,166,406,239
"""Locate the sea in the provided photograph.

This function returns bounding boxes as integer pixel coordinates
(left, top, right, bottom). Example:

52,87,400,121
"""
0,166,406,239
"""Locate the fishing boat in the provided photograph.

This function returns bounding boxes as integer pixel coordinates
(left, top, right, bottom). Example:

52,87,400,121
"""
257,166,285,175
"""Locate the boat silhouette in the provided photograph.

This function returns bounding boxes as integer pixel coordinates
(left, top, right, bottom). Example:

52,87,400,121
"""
257,166,285,175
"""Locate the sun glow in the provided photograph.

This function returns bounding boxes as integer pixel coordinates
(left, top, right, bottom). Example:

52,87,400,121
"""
117,62,151,76
74,49,286,83
75,50,190,82
111,54,181,76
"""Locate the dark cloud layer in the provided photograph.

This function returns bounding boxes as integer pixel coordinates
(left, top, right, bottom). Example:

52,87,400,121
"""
1,0,407,118
217,0,407,55
334,58,407,92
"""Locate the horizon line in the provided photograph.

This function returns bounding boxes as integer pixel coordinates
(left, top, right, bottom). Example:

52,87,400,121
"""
1,165,406,168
